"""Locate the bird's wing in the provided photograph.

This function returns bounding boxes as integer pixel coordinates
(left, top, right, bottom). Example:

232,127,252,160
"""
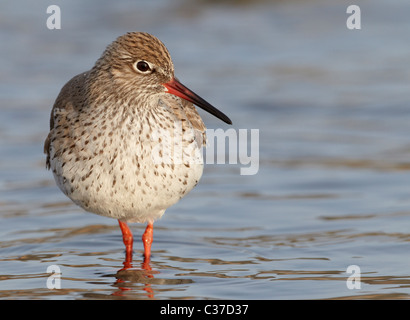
44,72,89,169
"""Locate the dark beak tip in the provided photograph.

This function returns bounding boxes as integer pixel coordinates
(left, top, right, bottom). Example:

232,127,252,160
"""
164,77,232,125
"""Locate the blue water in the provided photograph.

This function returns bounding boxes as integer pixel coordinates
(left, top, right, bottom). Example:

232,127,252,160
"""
1,0,410,299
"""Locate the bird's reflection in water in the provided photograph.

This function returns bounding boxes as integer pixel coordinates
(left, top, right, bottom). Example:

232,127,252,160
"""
111,250,194,298
112,250,158,298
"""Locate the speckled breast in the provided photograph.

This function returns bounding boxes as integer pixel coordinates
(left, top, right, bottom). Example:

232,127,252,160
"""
48,98,205,223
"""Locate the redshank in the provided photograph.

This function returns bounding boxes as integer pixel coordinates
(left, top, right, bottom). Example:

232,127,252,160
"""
44,32,231,265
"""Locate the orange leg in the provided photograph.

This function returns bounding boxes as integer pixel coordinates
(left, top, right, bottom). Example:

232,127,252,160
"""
142,222,154,261
118,220,133,267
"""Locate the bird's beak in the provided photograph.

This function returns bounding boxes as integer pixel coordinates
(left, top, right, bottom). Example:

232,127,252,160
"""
163,78,232,125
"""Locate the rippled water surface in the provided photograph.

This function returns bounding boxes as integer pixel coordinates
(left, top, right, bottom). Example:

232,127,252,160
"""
1,0,410,299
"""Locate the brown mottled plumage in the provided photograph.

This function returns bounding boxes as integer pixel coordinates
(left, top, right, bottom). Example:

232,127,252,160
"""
44,32,231,265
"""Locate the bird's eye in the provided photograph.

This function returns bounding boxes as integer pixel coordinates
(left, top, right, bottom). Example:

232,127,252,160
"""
135,61,151,73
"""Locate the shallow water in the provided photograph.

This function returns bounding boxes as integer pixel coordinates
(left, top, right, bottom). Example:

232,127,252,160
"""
1,0,410,299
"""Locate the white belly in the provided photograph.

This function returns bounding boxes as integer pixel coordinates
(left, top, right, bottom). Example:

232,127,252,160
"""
49,110,204,223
